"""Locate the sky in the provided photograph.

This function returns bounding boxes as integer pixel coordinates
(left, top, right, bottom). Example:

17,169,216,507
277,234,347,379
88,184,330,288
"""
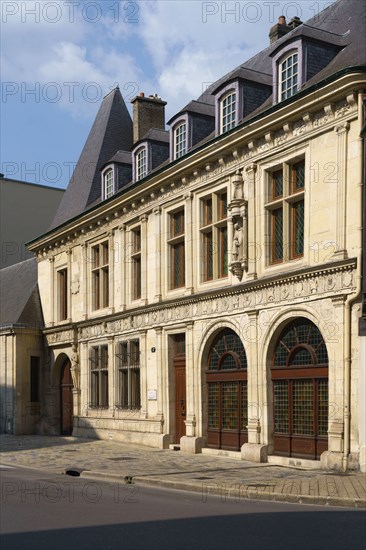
1,0,333,189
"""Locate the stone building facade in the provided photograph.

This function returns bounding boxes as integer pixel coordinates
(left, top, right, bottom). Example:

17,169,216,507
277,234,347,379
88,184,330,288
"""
27,0,366,471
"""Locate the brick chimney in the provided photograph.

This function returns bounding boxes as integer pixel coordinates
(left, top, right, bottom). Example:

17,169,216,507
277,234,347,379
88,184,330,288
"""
131,93,167,144
269,15,292,44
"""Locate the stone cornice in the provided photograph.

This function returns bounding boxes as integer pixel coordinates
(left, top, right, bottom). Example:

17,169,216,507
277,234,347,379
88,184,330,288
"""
43,259,356,345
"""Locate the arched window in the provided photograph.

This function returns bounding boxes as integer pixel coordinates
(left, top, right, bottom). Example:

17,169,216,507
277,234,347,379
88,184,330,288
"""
136,148,147,180
103,168,114,199
220,91,236,133
279,51,298,101
271,318,328,459
174,122,187,159
206,328,247,451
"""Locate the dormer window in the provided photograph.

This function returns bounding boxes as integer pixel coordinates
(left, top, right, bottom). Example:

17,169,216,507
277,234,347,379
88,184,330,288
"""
221,92,236,133
174,123,186,159
103,167,114,200
136,147,147,180
279,52,298,100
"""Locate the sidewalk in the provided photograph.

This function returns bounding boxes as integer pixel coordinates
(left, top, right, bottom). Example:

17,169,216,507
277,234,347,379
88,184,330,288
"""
1,434,365,508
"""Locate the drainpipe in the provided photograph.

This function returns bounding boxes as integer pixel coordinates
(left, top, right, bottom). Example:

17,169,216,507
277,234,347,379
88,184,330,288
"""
342,91,364,471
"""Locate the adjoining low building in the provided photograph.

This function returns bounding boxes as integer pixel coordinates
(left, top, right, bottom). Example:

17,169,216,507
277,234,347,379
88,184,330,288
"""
0,258,44,434
0,175,64,269
24,0,366,471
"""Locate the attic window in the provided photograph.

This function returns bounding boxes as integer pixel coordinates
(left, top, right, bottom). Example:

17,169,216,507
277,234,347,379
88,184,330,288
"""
103,168,114,199
174,123,187,159
279,51,298,101
221,91,236,133
136,147,147,180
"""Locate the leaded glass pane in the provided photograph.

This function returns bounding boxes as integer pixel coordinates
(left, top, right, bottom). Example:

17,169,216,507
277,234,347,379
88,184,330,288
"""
209,350,219,370
220,353,237,370
318,379,328,436
293,161,305,190
222,382,238,429
292,380,314,435
273,381,289,433
273,170,283,197
208,383,219,429
316,342,328,364
293,200,304,256
290,347,313,366
294,320,311,344
273,208,283,261
241,382,248,431
274,343,288,366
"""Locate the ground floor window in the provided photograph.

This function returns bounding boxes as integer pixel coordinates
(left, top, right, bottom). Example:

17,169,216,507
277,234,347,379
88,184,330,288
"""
116,340,141,410
90,345,109,408
206,328,247,451
271,318,328,459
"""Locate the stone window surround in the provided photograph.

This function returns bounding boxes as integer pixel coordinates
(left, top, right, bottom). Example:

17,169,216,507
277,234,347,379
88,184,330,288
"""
132,143,150,182
215,81,241,136
101,165,115,200
165,203,186,295
170,114,189,161
272,39,303,104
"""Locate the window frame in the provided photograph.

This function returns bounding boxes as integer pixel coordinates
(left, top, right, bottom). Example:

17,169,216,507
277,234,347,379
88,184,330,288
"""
220,91,237,133
102,166,115,200
116,339,141,410
200,189,228,282
278,51,299,101
168,208,186,289
266,158,305,265
271,41,303,105
57,267,68,321
135,146,147,181
91,241,110,311
130,226,142,301
89,344,109,408
174,122,187,159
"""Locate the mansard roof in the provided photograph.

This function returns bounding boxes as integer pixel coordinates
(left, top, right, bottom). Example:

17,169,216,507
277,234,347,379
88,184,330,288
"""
44,0,365,234
0,258,43,328
50,87,133,229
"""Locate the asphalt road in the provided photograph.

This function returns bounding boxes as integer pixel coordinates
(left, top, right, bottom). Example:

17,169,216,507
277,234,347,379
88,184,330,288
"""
1,465,365,550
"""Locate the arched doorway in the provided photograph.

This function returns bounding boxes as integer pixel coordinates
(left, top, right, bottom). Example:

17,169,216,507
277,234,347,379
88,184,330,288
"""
60,359,74,435
271,318,328,459
206,328,248,451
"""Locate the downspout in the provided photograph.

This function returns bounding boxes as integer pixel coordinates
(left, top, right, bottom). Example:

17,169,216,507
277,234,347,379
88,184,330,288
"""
342,91,365,471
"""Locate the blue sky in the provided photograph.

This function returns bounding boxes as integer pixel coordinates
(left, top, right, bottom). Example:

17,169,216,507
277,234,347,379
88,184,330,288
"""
1,0,332,189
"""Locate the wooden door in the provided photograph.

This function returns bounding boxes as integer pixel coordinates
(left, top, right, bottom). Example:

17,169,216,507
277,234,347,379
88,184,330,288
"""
173,335,186,443
60,360,73,435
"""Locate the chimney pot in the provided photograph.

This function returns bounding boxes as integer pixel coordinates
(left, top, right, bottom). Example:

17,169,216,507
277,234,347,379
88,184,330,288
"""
278,15,286,25
140,92,145,97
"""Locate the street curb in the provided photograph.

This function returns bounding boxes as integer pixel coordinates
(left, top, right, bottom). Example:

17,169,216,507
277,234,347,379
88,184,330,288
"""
80,470,366,509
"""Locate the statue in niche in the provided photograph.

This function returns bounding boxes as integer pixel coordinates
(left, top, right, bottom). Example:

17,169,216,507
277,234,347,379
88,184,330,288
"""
70,345,80,389
232,221,243,261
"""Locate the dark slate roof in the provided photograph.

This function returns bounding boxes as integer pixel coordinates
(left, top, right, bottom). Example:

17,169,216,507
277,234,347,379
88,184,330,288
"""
168,100,215,125
198,0,365,105
50,87,133,229
211,68,272,94
0,258,43,327
137,128,170,144
102,150,132,167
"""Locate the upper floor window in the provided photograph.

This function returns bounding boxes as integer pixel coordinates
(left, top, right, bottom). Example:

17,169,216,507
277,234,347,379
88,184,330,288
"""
116,339,141,410
279,52,298,101
91,241,109,310
131,228,141,300
103,168,114,199
221,92,236,133
168,209,185,289
266,159,305,264
57,268,68,321
174,123,187,159
90,345,109,408
200,191,228,281
136,148,147,180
